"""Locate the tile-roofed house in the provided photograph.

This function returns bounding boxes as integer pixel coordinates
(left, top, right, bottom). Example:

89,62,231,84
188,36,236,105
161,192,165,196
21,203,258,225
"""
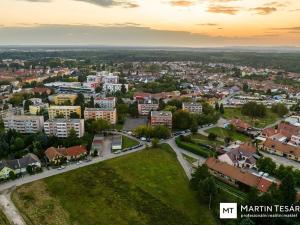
205,157,278,193
218,142,257,168
261,122,300,140
230,119,251,132
0,153,41,179
260,138,300,162
45,145,87,164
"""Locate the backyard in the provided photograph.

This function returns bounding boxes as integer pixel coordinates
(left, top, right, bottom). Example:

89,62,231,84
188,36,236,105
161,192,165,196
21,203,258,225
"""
12,144,216,225
223,107,279,128
206,127,250,142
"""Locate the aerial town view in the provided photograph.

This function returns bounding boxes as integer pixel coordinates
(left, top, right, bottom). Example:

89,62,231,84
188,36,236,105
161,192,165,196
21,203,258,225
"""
0,0,300,225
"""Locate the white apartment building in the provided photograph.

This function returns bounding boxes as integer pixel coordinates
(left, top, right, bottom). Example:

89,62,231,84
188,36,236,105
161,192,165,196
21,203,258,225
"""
103,74,119,84
3,115,44,134
44,119,85,138
102,83,128,93
94,97,116,108
182,102,202,114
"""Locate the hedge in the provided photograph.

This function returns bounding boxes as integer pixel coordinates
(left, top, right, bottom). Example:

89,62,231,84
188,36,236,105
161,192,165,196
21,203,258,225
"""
175,138,215,158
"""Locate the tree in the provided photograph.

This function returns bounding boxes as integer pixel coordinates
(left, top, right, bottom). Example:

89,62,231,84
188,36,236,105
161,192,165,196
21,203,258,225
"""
201,177,217,210
190,116,198,134
164,105,177,113
208,133,217,141
271,103,288,117
151,138,159,148
173,110,191,130
23,100,33,111
256,157,276,175
88,119,110,134
219,103,224,114
214,102,219,111
26,165,34,175
128,102,139,118
121,84,127,94
64,128,79,147
12,137,25,151
241,102,266,118
70,112,80,119
190,164,210,189
243,83,250,92
280,172,296,205
153,125,171,139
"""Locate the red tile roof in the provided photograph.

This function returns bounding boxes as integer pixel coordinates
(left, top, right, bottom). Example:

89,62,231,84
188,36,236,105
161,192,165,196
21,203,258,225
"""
205,157,277,193
230,119,251,130
45,145,87,161
263,138,300,158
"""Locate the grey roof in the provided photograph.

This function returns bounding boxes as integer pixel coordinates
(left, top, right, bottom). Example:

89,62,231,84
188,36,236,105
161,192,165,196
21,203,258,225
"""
1,153,40,170
112,135,122,146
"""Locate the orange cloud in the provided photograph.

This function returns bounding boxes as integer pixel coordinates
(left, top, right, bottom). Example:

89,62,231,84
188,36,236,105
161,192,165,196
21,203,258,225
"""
170,0,194,7
252,7,277,15
208,6,239,15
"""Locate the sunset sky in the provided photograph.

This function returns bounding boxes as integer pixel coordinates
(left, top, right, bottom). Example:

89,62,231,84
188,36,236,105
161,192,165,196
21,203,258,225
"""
0,0,299,47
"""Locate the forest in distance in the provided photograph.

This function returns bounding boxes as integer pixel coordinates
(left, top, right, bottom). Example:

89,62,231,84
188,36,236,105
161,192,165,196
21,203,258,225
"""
1,47,300,72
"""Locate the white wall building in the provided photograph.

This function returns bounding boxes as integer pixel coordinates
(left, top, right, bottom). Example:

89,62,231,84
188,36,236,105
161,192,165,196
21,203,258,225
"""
94,97,116,108
44,118,85,138
3,115,44,134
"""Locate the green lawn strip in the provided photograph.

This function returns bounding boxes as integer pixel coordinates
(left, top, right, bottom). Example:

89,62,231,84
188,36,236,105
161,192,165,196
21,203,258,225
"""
175,138,215,158
190,134,224,147
182,153,198,164
206,127,250,142
14,144,216,225
215,179,247,200
223,107,279,128
122,135,139,149
0,210,10,225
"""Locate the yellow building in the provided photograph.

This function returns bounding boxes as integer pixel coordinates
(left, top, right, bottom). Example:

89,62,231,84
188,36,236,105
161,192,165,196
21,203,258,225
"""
29,103,49,115
48,105,81,119
53,94,78,105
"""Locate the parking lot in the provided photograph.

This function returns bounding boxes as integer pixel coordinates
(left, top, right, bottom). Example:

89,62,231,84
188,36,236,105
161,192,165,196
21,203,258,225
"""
123,117,148,131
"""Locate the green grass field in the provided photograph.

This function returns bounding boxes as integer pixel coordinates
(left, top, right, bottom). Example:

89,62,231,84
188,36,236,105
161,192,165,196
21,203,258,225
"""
206,127,250,142
223,107,279,128
190,134,224,148
122,135,139,149
12,144,216,225
0,210,10,225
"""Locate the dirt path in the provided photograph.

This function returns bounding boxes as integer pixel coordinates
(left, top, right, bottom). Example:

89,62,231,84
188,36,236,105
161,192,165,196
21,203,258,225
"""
0,189,26,225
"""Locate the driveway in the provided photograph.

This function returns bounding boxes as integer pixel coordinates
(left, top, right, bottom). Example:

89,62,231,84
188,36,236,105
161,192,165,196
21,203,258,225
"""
260,151,300,169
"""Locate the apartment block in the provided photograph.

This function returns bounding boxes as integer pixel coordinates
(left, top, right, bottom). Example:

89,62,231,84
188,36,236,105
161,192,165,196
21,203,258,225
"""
3,115,44,134
150,111,172,129
84,108,117,124
102,83,128,93
29,103,49,115
52,94,78,105
182,102,202,114
138,102,159,116
44,119,85,138
94,97,116,108
48,105,81,119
